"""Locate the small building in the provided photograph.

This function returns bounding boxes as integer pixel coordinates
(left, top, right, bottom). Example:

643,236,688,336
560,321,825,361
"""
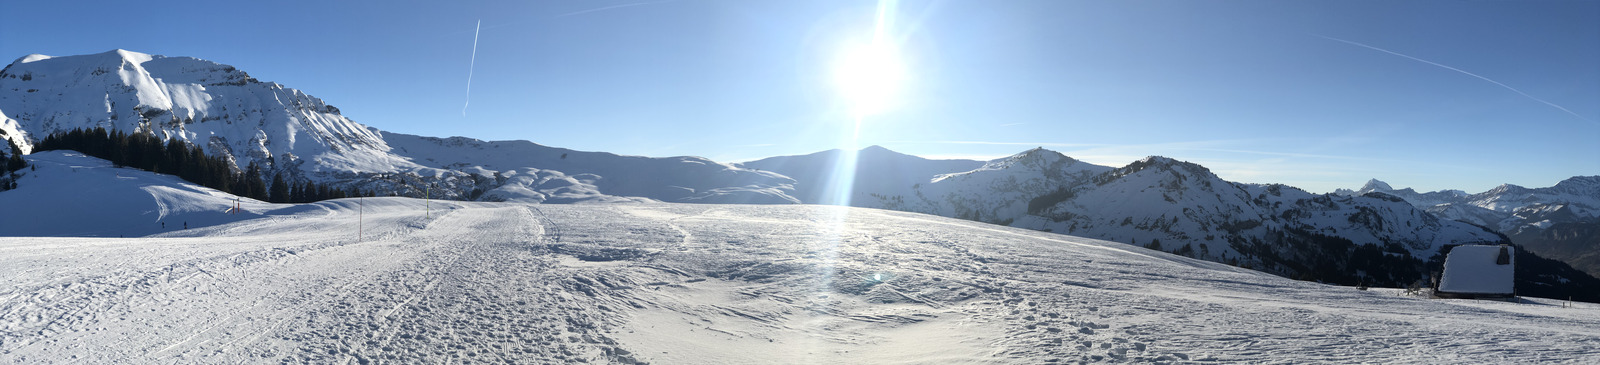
1435,244,1515,299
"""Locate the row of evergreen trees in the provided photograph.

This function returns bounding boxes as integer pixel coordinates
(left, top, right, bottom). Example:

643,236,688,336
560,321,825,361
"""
0,138,27,191
33,127,359,203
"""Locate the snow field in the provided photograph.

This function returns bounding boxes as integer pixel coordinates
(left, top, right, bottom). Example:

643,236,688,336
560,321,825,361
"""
1,202,1598,363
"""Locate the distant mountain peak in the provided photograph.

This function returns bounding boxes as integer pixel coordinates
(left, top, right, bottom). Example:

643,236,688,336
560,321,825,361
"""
861,145,893,153
1361,178,1394,192
974,147,1071,172
1131,155,1208,173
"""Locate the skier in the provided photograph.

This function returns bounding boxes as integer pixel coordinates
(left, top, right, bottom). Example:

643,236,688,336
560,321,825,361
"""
184,221,188,229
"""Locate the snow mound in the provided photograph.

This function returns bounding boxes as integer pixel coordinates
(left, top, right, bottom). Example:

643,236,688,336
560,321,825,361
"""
1438,245,1516,295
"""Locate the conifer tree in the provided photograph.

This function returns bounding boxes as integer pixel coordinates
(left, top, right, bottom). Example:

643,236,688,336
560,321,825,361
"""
269,172,288,203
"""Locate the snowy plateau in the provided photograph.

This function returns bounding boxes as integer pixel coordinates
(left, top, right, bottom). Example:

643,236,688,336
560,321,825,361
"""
2,152,1599,363
3,50,1600,363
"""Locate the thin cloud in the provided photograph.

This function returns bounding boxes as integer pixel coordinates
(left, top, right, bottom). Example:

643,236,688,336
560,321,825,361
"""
1318,35,1595,124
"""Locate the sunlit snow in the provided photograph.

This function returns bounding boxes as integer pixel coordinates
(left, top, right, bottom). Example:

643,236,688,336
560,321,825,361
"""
1,155,1598,363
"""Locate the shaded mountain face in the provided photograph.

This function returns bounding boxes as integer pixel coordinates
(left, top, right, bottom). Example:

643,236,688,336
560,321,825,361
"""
0,50,797,204
1338,176,1600,279
737,145,984,205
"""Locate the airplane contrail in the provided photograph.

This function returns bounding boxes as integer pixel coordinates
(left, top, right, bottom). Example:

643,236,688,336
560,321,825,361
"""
558,1,670,18
463,20,481,117
1318,35,1593,124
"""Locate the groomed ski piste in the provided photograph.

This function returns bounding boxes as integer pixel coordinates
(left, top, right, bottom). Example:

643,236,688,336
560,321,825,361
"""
2,153,1599,364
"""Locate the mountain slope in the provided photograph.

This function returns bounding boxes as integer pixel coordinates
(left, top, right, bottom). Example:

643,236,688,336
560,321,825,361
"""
0,150,278,236
736,145,983,205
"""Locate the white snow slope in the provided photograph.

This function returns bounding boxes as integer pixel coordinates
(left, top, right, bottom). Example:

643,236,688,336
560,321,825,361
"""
3,200,1599,363
1,157,1597,363
0,151,281,237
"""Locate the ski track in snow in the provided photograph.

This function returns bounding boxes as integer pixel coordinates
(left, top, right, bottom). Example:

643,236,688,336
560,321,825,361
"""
2,202,1599,364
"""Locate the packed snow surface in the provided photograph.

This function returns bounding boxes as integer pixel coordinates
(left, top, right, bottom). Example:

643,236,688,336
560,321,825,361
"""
3,202,1598,363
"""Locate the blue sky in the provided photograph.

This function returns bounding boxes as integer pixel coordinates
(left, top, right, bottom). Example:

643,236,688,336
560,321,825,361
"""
2,0,1595,193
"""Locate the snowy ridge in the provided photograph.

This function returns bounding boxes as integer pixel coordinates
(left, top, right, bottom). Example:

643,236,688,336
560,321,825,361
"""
383,132,799,204
1032,157,1499,260
875,148,1111,223
736,145,984,205
868,152,1506,284
1339,176,1600,231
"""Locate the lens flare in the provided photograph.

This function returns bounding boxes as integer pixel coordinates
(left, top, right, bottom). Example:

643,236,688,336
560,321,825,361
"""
834,42,903,118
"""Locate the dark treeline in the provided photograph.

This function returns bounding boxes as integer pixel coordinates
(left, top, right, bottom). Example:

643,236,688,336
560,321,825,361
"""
34,127,360,203
0,137,28,191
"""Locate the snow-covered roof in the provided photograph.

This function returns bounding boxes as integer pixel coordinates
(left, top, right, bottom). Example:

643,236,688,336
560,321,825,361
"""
1438,245,1515,295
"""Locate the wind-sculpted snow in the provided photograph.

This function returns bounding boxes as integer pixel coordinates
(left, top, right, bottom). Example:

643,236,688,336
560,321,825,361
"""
2,202,1598,363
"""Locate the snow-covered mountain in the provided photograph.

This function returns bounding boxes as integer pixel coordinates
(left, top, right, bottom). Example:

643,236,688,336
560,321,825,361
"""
383,132,798,204
874,147,1111,224
737,145,984,205
865,150,1514,287
0,50,797,204
1338,176,1600,278
1336,176,1600,229
0,50,404,173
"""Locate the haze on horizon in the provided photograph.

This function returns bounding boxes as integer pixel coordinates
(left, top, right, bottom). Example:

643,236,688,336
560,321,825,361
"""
1,0,1595,194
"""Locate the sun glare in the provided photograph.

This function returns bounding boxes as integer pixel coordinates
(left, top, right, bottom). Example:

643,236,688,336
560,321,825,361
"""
834,41,904,117
832,0,903,119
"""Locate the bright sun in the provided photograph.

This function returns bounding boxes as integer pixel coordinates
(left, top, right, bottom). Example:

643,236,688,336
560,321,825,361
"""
833,41,904,117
